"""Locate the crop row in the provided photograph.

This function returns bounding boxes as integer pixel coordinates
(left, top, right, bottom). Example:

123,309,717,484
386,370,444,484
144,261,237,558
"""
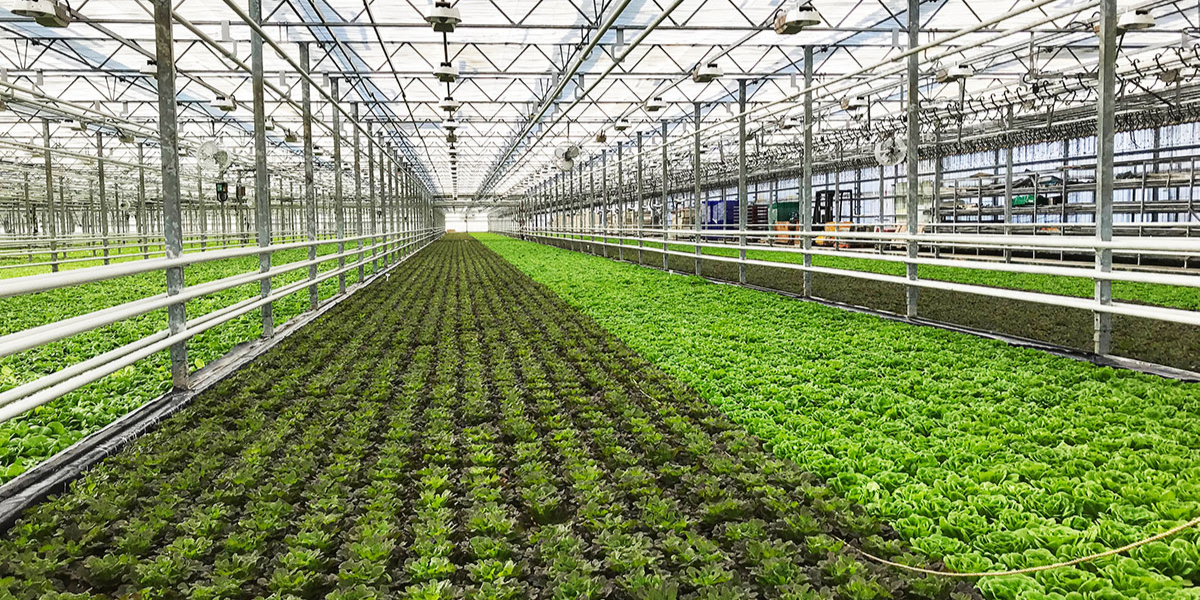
579,236,1200,311
1,235,967,600
0,242,381,484
483,233,1200,600
562,235,1200,372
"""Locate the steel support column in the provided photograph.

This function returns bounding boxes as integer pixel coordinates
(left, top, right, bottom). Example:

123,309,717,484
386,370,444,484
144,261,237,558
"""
637,131,644,264
738,80,748,284
368,125,377,273
602,149,609,258
353,104,364,282
904,0,920,318
97,131,110,265
662,121,669,271
251,0,273,336
332,78,346,294
694,103,702,276
1003,106,1014,262
378,136,387,265
932,126,942,258
155,0,188,389
197,164,207,251
618,141,625,261
802,47,814,297
42,119,57,272
300,43,318,310
590,157,597,254
1094,0,1116,354
22,173,31,254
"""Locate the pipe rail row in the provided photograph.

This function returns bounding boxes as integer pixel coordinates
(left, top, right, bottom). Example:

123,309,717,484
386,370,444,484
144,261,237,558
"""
550,225,1200,284
0,232,353,272
513,225,1200,332
0,227,441,425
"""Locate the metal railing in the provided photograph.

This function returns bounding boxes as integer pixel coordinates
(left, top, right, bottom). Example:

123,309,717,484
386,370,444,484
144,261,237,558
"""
0,227,441,424
506,223,1200,336
0,231,351,273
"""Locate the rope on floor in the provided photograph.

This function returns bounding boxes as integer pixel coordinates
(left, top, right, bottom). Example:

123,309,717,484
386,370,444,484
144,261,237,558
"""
849,515,1200,578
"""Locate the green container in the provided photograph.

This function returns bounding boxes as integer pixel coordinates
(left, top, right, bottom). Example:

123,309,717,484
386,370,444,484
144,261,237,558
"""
769,201,800,223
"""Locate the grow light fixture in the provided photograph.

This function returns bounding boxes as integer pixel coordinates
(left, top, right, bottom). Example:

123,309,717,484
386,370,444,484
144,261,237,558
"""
284,129,298,143
140,60,157,77
614,118,632,132
211,93,237,112
781,116,803,130
595,132,607,143
119,130,135,144
936,64,974,83
66,119,86,132
264,118,277,132
442,118,460,131
438,97,461,113
434,61,459,83
1118,9,1154,31
314,146,325,157
645,96,667,112
774,4,821,34
11,0,71,28
692,62,723,83
425,0,462,33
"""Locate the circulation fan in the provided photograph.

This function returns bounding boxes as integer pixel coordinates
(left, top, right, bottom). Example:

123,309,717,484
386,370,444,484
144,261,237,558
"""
197,140,235,202
555,143,581,171
873,135,906,166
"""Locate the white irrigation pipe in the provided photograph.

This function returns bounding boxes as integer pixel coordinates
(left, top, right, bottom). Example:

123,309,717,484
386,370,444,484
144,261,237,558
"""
553,224,1200,253
0,229,431,298
0,231,301,255
0,236,395,358
523,230,1200,326
563,227,1200,288
0,231,262,246
0,231,440,423
0,234,347,272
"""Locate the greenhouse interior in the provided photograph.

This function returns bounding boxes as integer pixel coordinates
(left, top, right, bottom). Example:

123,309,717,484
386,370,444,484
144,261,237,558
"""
0,0,1199,598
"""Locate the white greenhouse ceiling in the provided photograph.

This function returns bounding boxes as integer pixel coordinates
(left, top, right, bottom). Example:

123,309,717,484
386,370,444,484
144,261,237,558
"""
0,0,1193,203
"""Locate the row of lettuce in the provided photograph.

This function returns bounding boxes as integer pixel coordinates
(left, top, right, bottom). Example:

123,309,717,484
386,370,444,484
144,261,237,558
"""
482,233,1200,600
562,234,1200,312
